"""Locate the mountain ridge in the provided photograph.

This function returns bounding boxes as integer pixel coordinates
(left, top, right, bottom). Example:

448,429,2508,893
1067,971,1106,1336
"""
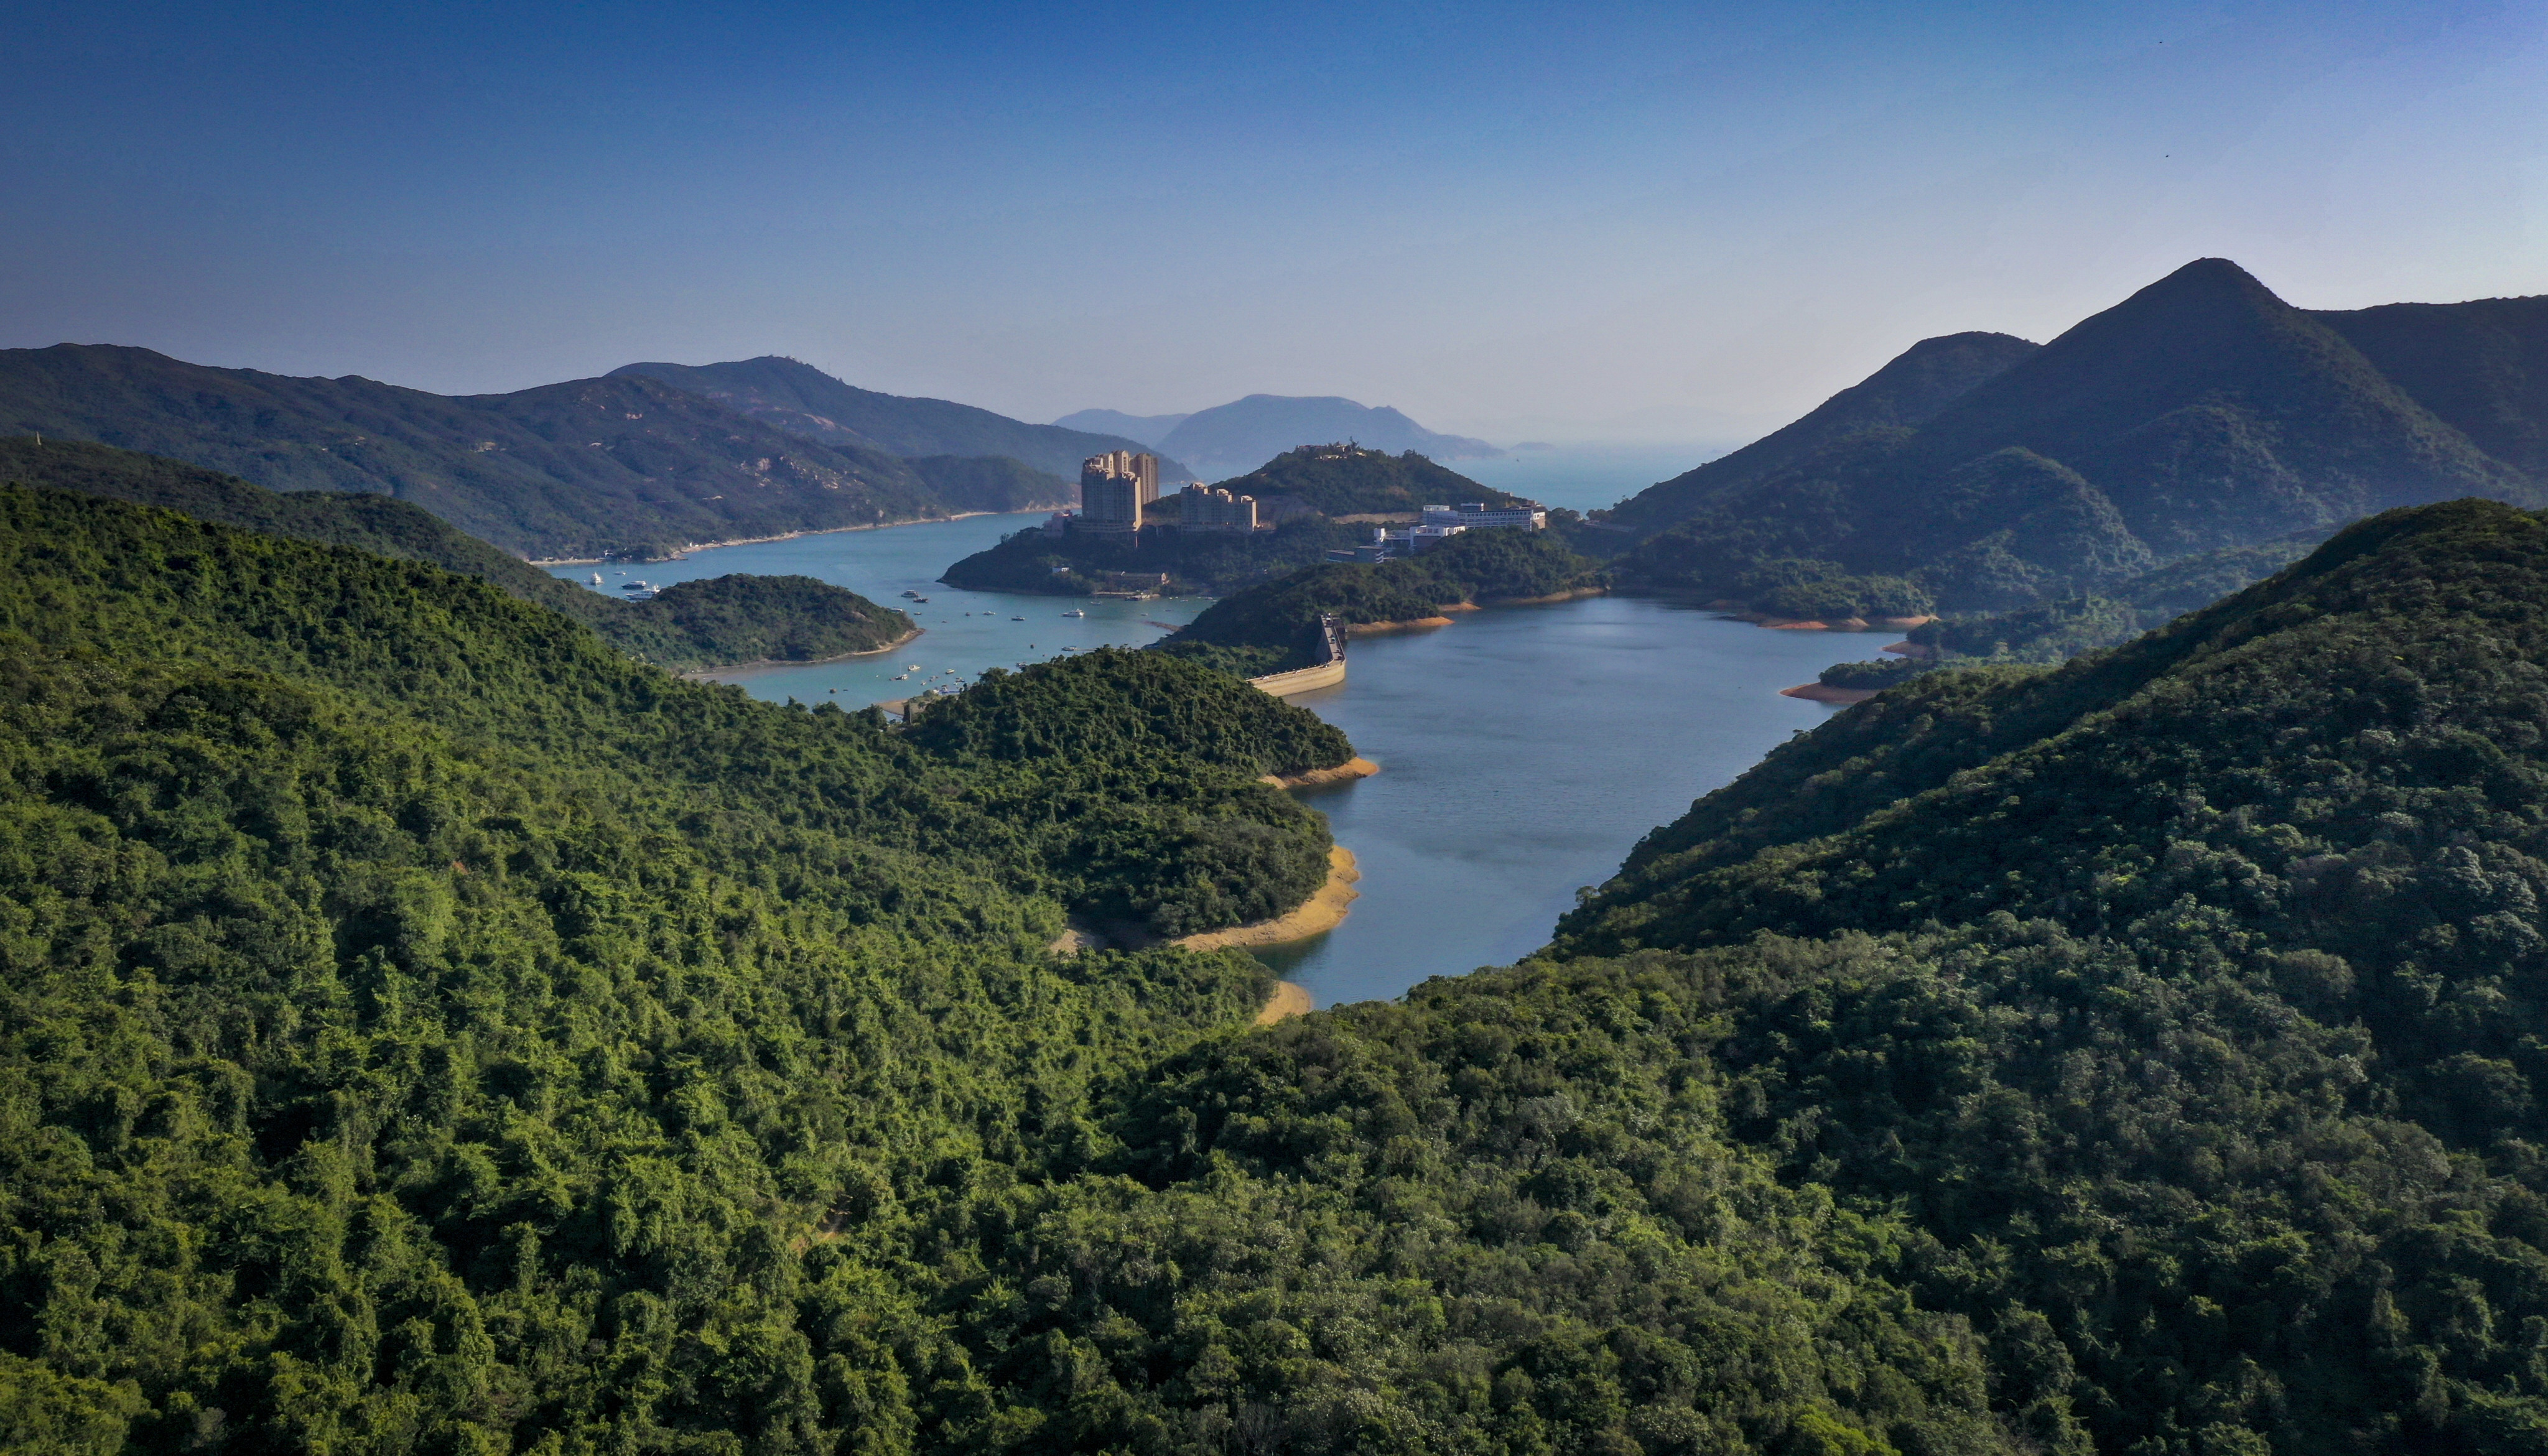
1156,393,1502,477
613,355,1196,482
0,343,963,559
1610,259,2548,613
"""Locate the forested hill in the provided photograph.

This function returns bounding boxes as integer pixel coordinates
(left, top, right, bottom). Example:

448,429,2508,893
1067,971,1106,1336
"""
1609,259,2547,618
1602,330,2040,536
0,435,914,671
1212,443,1530,518
0,344,1002,559
613,356,1194,483
1157,527,1605,675
0,484,2053,1455
1509,497,2548,1449
0,485,1368,1449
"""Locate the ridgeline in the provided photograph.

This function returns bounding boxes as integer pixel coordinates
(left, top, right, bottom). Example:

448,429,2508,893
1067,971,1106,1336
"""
1605,261,2548,623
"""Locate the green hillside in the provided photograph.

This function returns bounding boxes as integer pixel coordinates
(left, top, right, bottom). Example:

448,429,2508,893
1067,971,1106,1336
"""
1613,261,2546,616
2314,294,2548,478
1209,443,1530,518
0,485,2049,1455
1158,529,1606,674
0,345,959,560
611,356,1196,483
0,436,913,671
1520,497,2548,1449
1602,331,2040,536
12,455,2548,1451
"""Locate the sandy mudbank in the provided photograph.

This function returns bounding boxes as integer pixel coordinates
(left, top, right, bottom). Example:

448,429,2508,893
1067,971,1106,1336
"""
1477,587,1609,608
1262,756,1380,790
684,624,923,679
1345,617,1456,636
1256,981,1313,1026
1738,613,1935,633
1780,682,1880,705
1177,846,1362,952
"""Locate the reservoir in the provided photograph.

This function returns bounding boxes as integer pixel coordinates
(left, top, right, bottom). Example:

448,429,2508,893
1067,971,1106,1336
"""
547,513,1209,699
552,516,1859,1008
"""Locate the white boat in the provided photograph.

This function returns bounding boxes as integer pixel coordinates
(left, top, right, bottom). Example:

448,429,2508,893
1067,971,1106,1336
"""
588,573,602,585
1062,610,1086,617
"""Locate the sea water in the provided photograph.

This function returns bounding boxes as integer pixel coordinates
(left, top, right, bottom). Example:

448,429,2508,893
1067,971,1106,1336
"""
552,512,1866,1006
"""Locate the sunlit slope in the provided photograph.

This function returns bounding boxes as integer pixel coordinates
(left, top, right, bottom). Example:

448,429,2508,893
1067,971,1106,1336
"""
0,435,917,670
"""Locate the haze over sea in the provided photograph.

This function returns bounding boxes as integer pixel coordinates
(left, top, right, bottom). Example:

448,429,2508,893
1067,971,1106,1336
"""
554,504,1857,1003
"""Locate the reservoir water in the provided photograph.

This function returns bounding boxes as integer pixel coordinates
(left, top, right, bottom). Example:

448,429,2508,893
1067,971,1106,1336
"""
548,513,1209,700
552,514,1863,1008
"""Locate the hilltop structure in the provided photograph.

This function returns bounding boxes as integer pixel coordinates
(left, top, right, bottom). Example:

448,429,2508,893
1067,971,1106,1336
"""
1076,449,1160,534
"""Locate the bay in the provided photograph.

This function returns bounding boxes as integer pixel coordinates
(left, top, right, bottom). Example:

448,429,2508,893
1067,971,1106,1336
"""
546,512,1209,702
1255,598,1857,1008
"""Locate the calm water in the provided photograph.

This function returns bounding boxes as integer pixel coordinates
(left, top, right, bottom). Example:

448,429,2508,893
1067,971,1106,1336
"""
1254,598,1853,1007
554,516,1864,1006
546,513,1209,702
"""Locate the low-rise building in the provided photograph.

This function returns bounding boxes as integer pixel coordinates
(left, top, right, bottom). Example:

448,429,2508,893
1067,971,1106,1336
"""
1422,501,1546,531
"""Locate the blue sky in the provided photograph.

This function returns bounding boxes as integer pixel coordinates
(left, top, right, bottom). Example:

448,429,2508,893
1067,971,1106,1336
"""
4,0,2542,442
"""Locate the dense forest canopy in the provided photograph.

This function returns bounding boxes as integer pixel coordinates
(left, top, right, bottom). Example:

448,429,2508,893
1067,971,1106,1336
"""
0,437,913,672
1529,498,2548,1450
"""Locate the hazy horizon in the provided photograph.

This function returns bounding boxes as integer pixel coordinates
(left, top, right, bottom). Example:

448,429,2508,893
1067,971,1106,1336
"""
5,0,2541,444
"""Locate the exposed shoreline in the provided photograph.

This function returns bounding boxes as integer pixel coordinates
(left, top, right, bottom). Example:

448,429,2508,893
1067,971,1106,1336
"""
1261,756,1379,790
1477,586,1610,608
526,507,1053,566
1256,981,1313,1026
1781,682,1881,705
1176,846,1361,952
1345,616,1456,636
682,624,925,680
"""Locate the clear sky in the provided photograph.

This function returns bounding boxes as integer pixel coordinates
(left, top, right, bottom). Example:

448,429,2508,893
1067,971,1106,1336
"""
4,0,2542,443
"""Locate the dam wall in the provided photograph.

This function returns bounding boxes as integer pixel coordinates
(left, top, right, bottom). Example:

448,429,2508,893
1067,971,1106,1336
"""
1250,613,1348,697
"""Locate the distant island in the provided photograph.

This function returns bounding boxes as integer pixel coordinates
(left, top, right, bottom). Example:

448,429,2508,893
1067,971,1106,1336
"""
1060,392,1502,478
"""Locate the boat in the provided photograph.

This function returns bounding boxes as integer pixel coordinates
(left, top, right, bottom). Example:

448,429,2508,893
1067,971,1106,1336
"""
912,596,929,603
621,580,651,591
588,573,602,585
900,590,919,599
1061,609,1086,618
1011,616,1026,621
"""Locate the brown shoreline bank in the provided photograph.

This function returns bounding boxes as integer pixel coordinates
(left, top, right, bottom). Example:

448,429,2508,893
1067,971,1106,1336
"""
1781,682,1880,705
526,504,1067,565
683,624,924,680
1256,981,1313,1026
1177,846,1361,952
1262,757,1379,790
